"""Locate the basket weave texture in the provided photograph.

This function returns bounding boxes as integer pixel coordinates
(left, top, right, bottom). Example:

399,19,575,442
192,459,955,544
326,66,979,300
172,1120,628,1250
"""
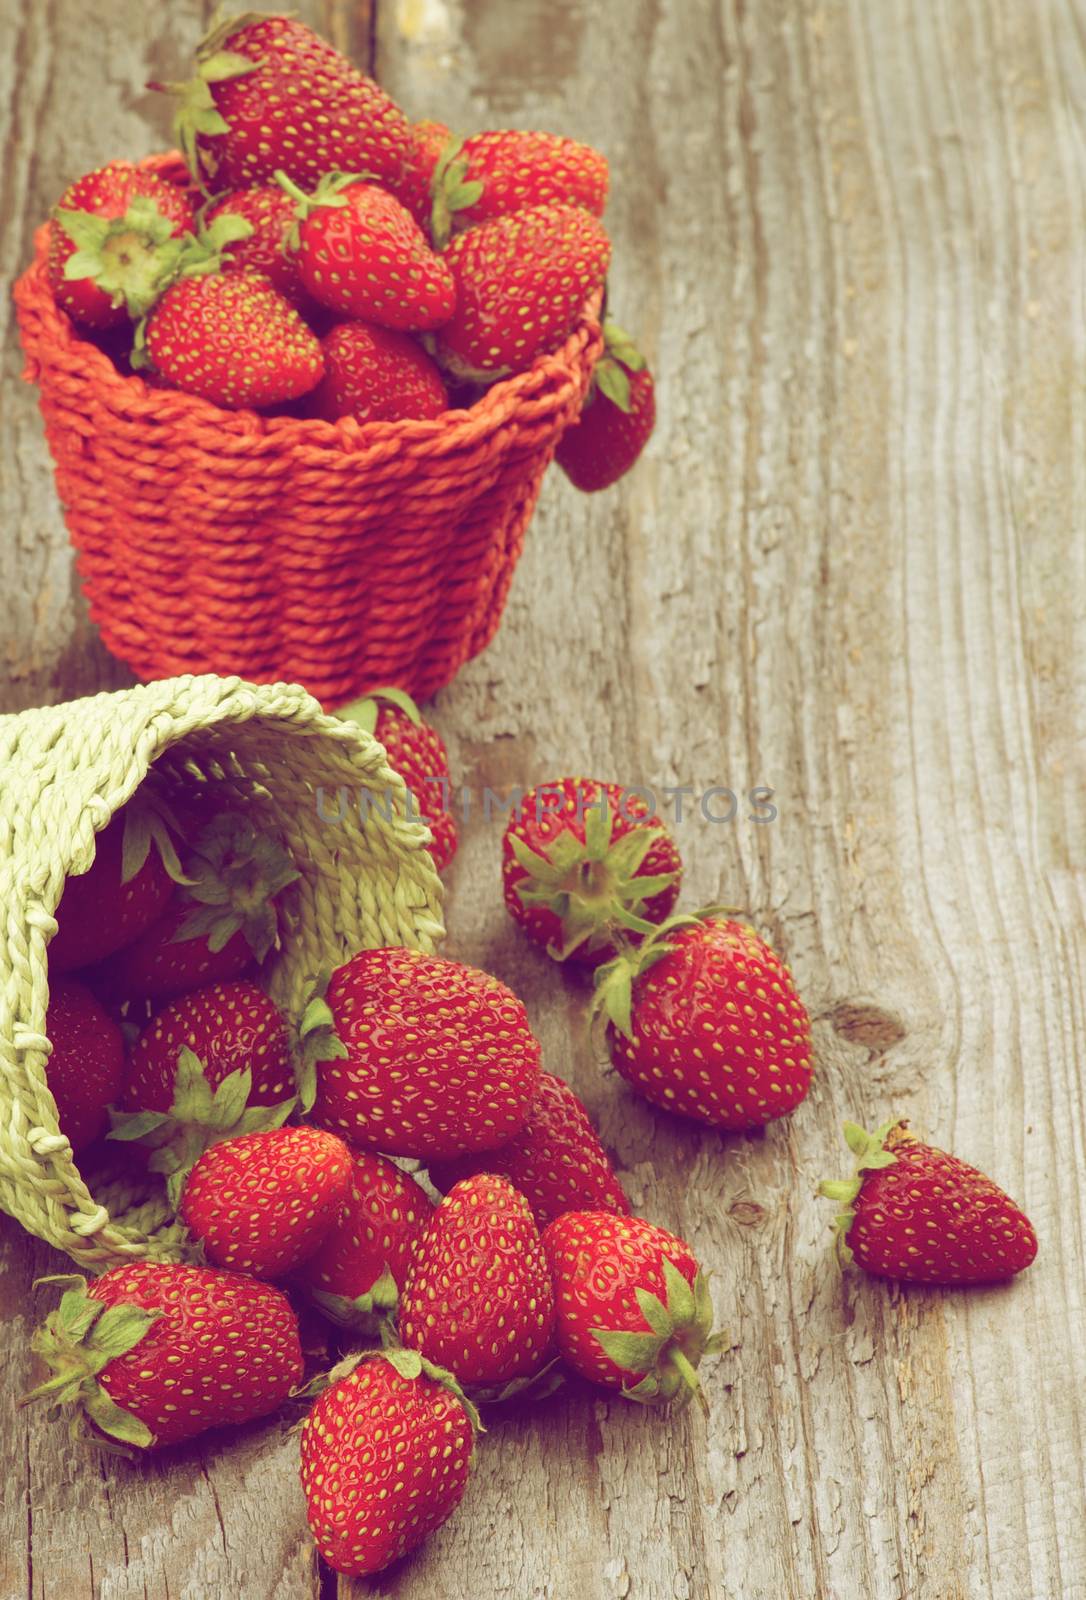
13,154,604,708
0,674,444,1270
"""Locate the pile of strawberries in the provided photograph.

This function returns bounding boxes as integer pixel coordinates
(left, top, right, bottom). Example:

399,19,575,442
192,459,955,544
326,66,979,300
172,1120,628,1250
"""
25,725,1039,1577
44,12,654,493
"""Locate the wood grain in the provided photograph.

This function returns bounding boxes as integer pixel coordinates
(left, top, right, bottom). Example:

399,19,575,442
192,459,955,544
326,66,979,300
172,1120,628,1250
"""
2,0,1085,1597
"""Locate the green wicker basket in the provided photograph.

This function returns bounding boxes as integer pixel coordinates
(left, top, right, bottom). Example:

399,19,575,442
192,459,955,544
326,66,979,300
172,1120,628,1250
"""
0,674,444,1270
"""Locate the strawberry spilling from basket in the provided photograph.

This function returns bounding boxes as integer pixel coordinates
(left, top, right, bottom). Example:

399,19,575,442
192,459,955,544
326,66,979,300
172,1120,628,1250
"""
37,9,653,491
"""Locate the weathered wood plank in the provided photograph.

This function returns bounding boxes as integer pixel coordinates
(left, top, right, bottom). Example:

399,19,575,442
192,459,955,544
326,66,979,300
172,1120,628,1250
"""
2,0,1085,1597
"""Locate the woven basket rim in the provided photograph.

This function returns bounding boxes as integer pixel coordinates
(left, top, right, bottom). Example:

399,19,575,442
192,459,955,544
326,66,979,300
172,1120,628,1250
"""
18,150,603,450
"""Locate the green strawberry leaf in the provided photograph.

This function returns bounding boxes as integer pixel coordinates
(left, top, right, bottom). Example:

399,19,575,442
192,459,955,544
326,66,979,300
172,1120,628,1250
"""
81,1385,153,1449
592,1329,666,1371
595,358,632,412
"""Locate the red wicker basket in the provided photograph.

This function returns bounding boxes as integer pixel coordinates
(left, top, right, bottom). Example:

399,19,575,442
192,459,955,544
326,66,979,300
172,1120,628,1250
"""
14,155,604,707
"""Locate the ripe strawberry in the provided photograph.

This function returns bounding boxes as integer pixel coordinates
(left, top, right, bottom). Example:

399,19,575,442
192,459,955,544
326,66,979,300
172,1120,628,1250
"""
48,794,182,973
180,1125,353,1279
25,1263,303,1449
399,1174,556,1390
594,913,813,1130
396,119,453,233
502,778,681,965
142,271,323,408
437,203,610,378
45,980,125,1153
556,323,656,492
337,687,457,870
300,1350,478,1577
431,129,609,246
429,1071,629,1228
542,1211,724,1407
819,1120,1039,1284
203,184,313,311
47,163,195,329
159,13,409,193
302,948,541,1159
308,322,448,425
295,1151,434,1329
278,173,455,332
91,814,298,1004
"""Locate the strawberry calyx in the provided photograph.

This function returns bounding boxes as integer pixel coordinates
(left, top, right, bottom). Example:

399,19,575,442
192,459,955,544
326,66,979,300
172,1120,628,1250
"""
169,813,299,963
589,906,739,1039
336,686,423,736
274,169,381,249
300,1337,485,1441
592,1259,725,1416
308,1270,400,1336
119,782,191,887
586,320,647,415
818,1118,907,1266
510,800,680,963
108,1046,295,1209
466,1355,566,1408
53,195,195,320
149,12,265,184
21,1276,159,1449
129,210,255,367
428,135,484,251
296,977,348,1114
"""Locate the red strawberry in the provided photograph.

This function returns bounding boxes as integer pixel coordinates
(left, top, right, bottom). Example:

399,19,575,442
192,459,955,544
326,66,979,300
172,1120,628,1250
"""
542,1211,724,1407
396,119,453,232
91,814,298,1003
429,1071,629,1228
556,323,656,492
278,173,455,332
47,163,195,329
48,795,181,973
502,778,681,965
431,129,609,247
295,1151,434,1329
399,1175,556,1392
819,1120,1039,1284
45,980,125,1153
180,1125,353,1279
594,913,813,1130
338,688,457,870
203,184,313,311
302,948,541,1159
25,1263,303,1449
300,1350,478,1577
159,13,409,194
308,322,448,425
437,203,610,378
123,981,294,1114
141,271,323,408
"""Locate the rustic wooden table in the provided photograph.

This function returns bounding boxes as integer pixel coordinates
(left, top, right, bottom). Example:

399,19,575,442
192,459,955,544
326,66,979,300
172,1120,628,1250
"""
3,2,1085,1597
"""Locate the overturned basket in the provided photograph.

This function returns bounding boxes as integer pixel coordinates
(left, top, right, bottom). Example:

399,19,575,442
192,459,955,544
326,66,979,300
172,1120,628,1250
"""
0,674,444,1270
13,154,605,708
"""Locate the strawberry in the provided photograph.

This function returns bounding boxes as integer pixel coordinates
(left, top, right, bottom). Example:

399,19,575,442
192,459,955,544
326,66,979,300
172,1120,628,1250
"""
203,184,313,311
556,322,656,492
399,1174,556,1391
47,163,195,329
819,1120,1039,1284
141,271,323,408
295,1151,434,1330
277,172,456,332
300,1350,478,1577
44,980,125,1153
429,129,609,247
158,13,409,194
180,1125,353,1279
429,1071,629,1228
337,688,457,870
542,1211,724,1407
396,119,453,233
437,203,610,379
302,948,541,1159
308,322,449,425
594,913,813,1131
25,1263,303,1449
48,793,182,973
502,778,681,965
90,814,298,1003
110,981,297,1199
